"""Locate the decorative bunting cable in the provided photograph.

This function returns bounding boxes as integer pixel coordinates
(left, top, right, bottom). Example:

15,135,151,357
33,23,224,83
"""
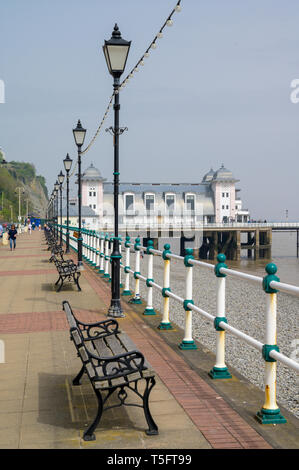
80,0,182,156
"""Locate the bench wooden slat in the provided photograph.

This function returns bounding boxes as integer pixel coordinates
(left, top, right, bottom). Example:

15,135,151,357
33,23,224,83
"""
105,334,126,355
118,333,152,370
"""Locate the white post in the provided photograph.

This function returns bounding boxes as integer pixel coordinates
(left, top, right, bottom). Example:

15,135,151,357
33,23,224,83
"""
99,234,105,273
119,237,123,288
92,231,97,266
256,263,286,424
179,248,196,349
95,232,100,268
209,254,232,378
130,237,142,304
122,236,132,296
144,240,156,315
104,235,110,279
158,244,172,329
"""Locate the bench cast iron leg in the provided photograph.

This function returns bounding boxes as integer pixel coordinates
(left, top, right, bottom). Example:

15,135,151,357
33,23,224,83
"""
55,275,61,286
143,377,159,435
74,273,81,292
56,277,64,292
83,389,103,441
73,365,85,386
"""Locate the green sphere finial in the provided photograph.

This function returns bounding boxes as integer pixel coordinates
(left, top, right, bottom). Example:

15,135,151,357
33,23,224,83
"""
147,240,153,247
185,248,193,256
265,263,277,275
217,253,226,263
164,243,170,251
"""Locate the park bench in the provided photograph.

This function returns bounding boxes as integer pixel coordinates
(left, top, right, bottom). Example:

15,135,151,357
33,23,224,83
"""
52,256,81,292
62,300,159,441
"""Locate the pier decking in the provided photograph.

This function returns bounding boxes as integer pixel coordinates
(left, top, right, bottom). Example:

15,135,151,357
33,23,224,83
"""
0,230,298,449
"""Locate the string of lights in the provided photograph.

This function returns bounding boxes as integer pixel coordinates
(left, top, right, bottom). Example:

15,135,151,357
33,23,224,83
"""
80,0,182,156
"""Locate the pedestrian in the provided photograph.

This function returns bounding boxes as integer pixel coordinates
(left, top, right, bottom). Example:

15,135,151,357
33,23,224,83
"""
8,224,17,251
28,222,32,235
32,221,36,231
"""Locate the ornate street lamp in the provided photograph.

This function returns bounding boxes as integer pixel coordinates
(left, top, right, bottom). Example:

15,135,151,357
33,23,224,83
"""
103,24,131,318
58,171,65,246
73,120,86,269
63,153,73,253
54,181,59,242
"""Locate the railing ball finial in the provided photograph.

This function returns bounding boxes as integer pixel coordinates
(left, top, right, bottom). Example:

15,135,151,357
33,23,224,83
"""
263,262,280,294
162,243,171,260
215,253,227,278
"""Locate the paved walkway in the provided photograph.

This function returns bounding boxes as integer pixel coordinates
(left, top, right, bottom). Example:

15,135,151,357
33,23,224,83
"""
0,230,298,449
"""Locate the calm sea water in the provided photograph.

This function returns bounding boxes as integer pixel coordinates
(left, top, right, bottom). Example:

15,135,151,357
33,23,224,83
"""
230,231,299,285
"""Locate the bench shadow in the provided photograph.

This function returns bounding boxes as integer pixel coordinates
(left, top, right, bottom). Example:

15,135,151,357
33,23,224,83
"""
41,283,78,292
37,372,139,433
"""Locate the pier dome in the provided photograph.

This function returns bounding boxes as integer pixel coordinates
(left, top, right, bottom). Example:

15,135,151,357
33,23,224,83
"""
212,164,237,182
202,168,215,183
82,163,104,181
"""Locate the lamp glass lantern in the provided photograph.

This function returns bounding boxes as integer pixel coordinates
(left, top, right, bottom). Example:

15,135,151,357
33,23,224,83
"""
103,24,131,77
54,181,59,192
73,120,86,147
63,154,73,172
58,171,65,185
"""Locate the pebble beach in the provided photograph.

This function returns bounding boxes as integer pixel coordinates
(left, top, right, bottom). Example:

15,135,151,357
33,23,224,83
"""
136,254,299,419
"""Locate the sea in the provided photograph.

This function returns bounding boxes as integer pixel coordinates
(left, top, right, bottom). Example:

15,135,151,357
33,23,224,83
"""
231,231,299,286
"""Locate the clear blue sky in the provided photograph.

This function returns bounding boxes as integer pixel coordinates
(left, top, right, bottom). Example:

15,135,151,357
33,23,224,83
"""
1,0,299,221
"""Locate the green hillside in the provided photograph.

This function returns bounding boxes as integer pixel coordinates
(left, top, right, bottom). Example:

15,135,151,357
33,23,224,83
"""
0,150,48,222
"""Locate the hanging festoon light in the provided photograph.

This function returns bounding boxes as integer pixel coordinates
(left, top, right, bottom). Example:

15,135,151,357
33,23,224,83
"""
80,0,183,157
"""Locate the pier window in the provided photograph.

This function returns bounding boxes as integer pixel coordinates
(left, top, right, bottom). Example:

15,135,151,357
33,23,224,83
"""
124,193,135,214
165,193,176,215
185,193,195,212
145,193,155,213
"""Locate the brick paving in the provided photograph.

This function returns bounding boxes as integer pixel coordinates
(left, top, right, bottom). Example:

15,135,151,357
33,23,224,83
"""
0,230,297,449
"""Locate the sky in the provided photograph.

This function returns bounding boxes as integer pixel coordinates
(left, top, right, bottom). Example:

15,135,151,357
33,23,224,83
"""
1,0,299,221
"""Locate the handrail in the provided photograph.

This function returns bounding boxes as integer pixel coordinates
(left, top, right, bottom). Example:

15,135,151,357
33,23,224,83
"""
54,224,299,425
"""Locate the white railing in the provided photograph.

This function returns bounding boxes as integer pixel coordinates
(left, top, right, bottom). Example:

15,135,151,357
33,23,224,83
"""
55,225,299,424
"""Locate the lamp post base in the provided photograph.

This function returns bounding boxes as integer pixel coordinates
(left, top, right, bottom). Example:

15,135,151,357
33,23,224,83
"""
77,261,84,271
107,302,125,318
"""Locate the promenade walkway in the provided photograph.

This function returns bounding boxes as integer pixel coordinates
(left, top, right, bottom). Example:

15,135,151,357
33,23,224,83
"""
0,230,298,449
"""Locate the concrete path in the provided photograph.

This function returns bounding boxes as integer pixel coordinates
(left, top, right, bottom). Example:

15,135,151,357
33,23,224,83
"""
0,230,297,449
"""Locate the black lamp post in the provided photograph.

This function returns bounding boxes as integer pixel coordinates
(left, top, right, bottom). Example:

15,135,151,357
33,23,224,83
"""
73,120,86,269
58,171,65,246
54,181,59,241
103,24,131,318
63,153,73,253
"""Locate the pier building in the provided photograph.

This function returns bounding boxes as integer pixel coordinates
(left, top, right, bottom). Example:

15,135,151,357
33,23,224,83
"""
78,163,271,260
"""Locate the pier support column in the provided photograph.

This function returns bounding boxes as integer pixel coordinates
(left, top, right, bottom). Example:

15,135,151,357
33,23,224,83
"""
254,229,260,260
235,230,241,261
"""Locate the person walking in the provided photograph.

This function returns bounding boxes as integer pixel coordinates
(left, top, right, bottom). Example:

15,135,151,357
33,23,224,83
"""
8,224,17,251
28,222,32,235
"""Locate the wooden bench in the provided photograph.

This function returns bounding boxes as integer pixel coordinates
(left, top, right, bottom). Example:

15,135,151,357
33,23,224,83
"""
62,300,158,441
52,257,81,292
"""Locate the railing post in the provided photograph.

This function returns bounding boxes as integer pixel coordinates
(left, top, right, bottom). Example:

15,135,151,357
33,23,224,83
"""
122,236,132,296
130,237,142,304
104,234,110,279
256,263,286,424
99,233,105,273
119,236,123,288
158,243,173,330
209,254,232,379
93,231,97,266
95,231,100,269
108,235,114,283
179,248,197,349
144,240,156,315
